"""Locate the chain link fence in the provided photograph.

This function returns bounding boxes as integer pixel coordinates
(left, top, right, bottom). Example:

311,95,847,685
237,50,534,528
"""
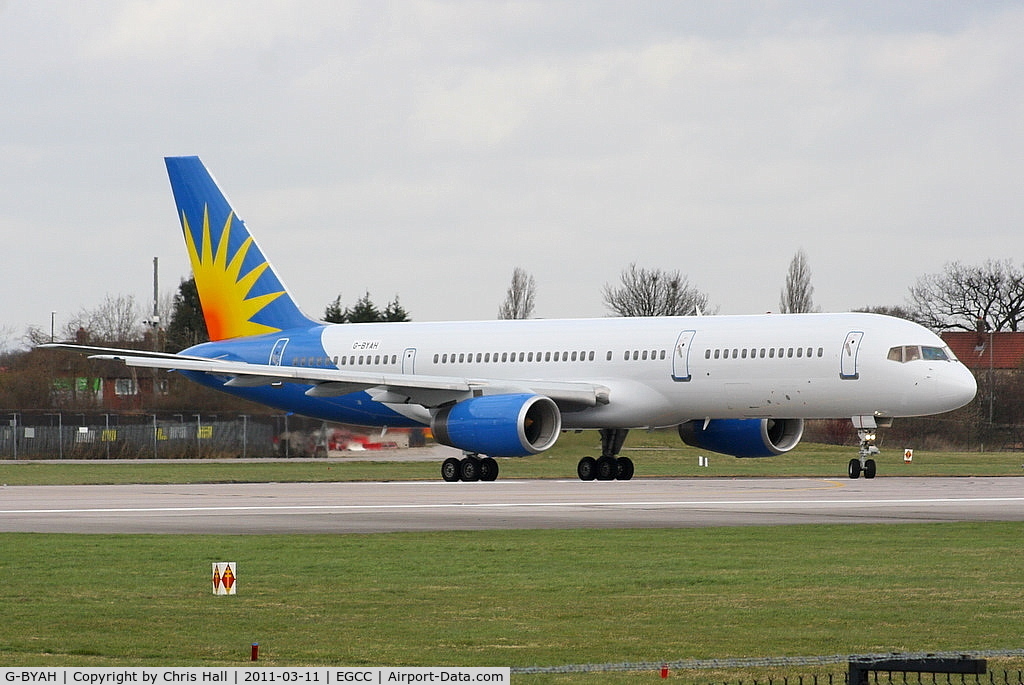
511,649,1024,680
0,411,407,459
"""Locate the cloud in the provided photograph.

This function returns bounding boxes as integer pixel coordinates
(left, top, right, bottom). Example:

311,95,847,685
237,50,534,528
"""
0,1,1022,335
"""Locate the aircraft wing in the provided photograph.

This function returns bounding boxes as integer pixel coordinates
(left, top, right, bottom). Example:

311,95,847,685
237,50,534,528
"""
83,351,610,411
37,343,210,361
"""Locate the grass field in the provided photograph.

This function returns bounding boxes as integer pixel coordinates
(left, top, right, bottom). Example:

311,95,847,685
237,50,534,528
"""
0,523,1021,677
2,430,1023,484
1,433,1021,680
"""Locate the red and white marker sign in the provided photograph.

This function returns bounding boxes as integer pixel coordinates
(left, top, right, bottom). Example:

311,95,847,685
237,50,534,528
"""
212,562,237,595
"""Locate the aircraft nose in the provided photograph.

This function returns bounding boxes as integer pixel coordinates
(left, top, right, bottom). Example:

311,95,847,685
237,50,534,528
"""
935,363,978,411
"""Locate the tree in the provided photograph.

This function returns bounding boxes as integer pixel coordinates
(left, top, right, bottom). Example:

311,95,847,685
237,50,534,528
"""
323,292,411,323
381,296,410,322
165,277,208,352
346,292,382,323
323,295,347,324
62,294,144,346
909,259,1024,332
498,267,536,320
852,305,917,321
779,249,818,314
602,264,714,317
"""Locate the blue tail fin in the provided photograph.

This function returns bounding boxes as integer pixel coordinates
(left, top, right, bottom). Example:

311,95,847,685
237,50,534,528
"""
165,156,317,340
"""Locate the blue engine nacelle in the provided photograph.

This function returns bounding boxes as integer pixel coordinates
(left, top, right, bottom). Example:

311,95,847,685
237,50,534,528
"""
678,418,804,458
431,393,562,457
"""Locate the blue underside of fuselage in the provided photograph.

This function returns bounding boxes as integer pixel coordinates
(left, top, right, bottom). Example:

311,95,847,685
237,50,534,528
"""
178,331,424,428
181,370,424,428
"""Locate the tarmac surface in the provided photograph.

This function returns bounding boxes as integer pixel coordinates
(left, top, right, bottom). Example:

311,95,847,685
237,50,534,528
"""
0,476,1022,534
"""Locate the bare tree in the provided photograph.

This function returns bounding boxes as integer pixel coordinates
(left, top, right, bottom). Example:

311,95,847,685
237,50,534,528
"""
779,249,818,314
602,264,714,317
852,305,916,321
63,294,145,345
909,259,1024,332
498,267,537,320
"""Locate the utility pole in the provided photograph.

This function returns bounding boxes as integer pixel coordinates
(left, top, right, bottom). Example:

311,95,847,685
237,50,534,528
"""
152,257,161,351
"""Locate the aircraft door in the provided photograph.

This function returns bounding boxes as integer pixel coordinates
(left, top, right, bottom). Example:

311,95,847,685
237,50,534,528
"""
403,348,416,374
840,331,863,380
269,338,289,366
672,330,696,382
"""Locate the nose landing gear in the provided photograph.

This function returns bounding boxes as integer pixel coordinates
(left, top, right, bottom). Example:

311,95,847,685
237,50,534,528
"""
848,420,879,479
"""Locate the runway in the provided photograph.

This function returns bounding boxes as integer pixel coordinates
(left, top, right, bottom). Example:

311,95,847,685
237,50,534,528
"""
1,477,1022,534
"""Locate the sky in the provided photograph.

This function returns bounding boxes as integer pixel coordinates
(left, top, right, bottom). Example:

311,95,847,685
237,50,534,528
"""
1,1,1022,348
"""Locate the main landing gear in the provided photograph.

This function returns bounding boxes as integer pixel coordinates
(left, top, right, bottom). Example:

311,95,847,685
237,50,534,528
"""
577,428,634,481
848,427,879,479
441,454,499,482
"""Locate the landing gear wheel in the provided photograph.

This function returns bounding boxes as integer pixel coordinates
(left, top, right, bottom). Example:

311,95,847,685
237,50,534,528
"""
615,456,634,481
847,458,861,479
479,457,499,482
577,457,596,481
596,456,619,481
863,459,877,479
460,456,481,482
441,457,461,482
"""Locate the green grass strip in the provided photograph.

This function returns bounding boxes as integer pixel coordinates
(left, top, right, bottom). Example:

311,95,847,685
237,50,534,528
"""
2,430,1023,484
0,523,1020,669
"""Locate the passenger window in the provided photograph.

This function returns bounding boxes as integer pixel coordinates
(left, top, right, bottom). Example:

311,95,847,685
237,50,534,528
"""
607,351,612,361
705,349,711,359
714,349,721,359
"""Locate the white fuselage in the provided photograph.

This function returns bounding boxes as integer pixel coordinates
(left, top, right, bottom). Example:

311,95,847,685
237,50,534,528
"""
311,312,977,429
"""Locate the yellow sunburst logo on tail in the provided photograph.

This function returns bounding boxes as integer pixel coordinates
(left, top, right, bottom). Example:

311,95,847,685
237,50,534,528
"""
183,207,285,341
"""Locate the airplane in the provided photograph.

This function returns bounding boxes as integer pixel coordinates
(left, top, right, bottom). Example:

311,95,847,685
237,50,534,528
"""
43,156,978,482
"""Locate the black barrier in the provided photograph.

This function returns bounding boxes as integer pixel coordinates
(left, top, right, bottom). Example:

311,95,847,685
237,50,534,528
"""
849,657,987,685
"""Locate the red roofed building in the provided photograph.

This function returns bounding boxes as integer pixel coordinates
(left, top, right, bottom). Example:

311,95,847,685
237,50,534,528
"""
941,332,1024,372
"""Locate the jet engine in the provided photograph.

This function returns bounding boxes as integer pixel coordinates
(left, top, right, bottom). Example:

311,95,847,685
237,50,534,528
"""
431,393,562,457
678,418,804,458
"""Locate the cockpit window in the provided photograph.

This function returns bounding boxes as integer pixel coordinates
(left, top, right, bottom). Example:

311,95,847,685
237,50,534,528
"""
887,345,951,363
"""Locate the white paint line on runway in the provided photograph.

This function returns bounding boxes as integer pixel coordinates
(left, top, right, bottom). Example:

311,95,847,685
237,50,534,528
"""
2,496,1022,516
